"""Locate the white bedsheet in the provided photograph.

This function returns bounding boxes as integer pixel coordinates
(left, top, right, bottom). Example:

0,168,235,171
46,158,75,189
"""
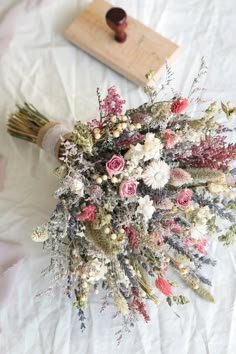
0,0,236,353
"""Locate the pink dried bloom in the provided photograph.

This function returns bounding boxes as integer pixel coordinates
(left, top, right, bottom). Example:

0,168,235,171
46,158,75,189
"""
170,168,193,186
176,189,193,208
166,220,182,233
178,136,236,172
164,129,181,149
154,198,173,210
131,112,151,125
87,118,105,130
171,98,188,114
116,133,144,148
99,86,126,116
106,155,125,177
119,180,138,198
184,238,194,247
195,238,208,255
76,205,96,223
155,277,172,297
131,299,150,322
126,227,139,249
89,185,103,199
150,231,163,247
171,223,183,233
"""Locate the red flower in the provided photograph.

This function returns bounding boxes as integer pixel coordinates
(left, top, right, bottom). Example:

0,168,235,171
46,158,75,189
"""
76,205,96,223
106,155,125,178
155,277,172,297
126,227,139,249
171,98,188,114
176,188,193,208
131,299,150,322
178,136,236,172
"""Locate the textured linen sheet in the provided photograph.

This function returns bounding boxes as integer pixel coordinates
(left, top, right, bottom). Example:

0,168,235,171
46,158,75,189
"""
0,0,236,353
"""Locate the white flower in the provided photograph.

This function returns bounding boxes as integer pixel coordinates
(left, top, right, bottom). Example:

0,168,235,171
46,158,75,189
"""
137,195,155,221
143,133,163,161
143,160,170,189
70,178,84,196
196,206,212,222
124,143,144,164
31,226,48,242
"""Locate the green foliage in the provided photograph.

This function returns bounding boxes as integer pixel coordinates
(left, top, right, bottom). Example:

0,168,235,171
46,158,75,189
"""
167,295,190,306
221,102,236,120
207,215,217,235
226,200,236,212
145,69,156,80
86,224,123,257
179,273,215,303
114,289,129,315
187,168,225,184
93,209,112,230
221,102,228,115
218,224,236,246
72,121,94,154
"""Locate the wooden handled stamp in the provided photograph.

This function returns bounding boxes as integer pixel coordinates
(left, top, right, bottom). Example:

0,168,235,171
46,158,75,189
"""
65,0,180,86
105,7,128,43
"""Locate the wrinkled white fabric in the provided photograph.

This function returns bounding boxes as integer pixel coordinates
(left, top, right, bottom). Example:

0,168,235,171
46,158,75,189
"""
0,0,236,353
0,241,24,303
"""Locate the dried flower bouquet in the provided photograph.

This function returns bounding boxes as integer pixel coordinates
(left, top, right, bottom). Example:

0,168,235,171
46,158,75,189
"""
7,62,236,337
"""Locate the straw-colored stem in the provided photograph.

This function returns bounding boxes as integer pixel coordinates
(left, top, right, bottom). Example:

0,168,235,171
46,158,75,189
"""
7,103,50,144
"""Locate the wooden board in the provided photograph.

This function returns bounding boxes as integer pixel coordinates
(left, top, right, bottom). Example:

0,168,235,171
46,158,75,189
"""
65,0,180,86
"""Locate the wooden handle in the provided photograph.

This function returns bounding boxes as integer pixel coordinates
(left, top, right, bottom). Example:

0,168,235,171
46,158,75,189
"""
105,7,128,43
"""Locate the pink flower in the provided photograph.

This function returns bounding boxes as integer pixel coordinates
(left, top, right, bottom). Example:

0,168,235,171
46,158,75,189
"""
195,238,208,255
184,238,194,246
89,185,103,199
106,155,125,177
76,205,96,223
119,180,137,198
154,198,173,210
170,168,193,186
176,188,193,208
164,129,180,149
155,277,172,297
99,86,126,116
172,223,183,233
126,227,139,249
171,98,188,114
166,220,182,233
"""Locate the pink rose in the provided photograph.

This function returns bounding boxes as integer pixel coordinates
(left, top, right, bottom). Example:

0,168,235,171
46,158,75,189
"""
106,155,125,178
171,98,188,114
76,205,96,223
176,188,193,208
166,220,183,233
119,180,137,198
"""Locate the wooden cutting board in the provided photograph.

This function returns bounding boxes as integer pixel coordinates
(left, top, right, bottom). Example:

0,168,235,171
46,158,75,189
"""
65,0,180,86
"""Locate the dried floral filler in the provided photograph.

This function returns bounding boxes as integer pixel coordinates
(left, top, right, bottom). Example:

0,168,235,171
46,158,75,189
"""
7,66,236,336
